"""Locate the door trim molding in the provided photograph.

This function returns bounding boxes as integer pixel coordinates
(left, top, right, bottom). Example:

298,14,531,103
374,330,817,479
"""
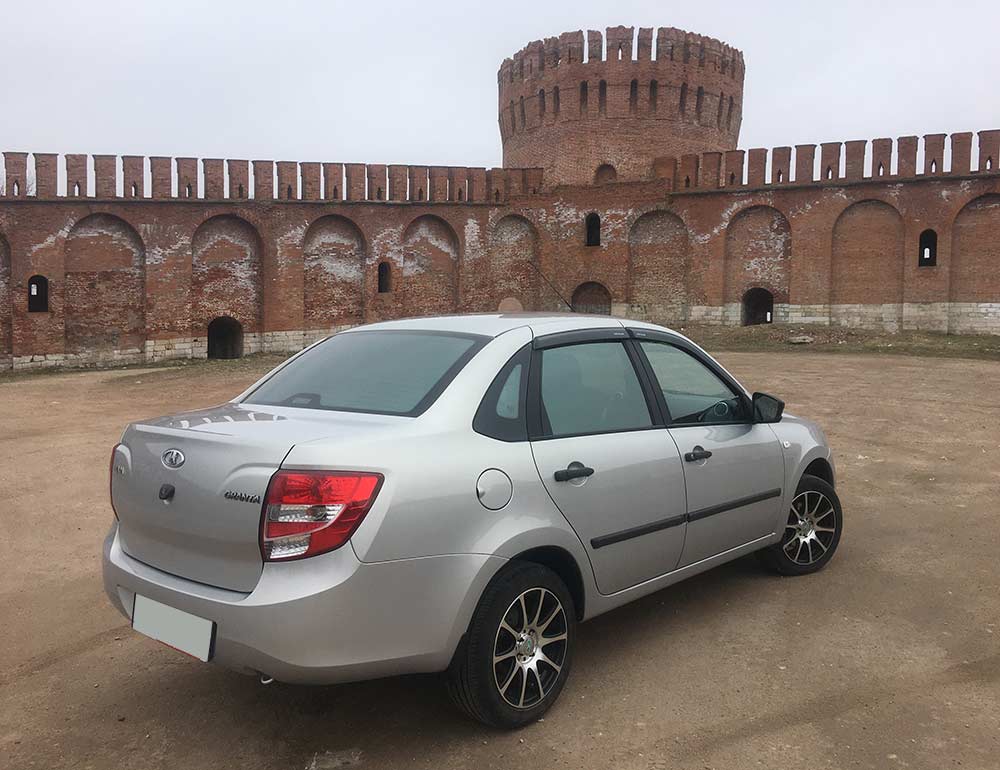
590,513,687,550
589,487,782,550
687,487,782,523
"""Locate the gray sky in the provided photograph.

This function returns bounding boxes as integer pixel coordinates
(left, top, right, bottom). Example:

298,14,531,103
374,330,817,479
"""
1,0,997,168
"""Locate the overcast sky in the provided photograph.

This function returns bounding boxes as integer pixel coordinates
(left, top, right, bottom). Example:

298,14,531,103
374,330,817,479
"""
1,0,997,169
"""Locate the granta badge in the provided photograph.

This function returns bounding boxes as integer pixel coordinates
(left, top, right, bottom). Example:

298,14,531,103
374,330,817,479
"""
224,490,262,504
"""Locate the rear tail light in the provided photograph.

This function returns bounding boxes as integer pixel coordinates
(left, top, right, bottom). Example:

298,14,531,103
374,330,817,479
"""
260,471,383,561
109,443,121,519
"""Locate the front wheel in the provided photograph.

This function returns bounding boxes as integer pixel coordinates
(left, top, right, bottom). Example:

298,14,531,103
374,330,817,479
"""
446,562,575,728
757,474,843,576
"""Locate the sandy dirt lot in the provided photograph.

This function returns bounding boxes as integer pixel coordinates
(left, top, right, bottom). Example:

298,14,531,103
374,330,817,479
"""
1,352,998,770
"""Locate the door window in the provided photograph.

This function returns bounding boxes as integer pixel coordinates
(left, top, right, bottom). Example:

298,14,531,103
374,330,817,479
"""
538,342,652,437
639,342,747,425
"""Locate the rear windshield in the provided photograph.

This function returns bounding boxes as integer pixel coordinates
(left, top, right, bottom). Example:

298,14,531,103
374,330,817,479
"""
244,330,488,416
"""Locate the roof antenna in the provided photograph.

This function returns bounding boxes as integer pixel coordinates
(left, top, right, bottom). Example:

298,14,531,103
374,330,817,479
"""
529,260,574,311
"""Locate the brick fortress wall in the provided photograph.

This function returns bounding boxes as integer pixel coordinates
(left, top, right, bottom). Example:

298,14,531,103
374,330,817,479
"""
1,25,999,370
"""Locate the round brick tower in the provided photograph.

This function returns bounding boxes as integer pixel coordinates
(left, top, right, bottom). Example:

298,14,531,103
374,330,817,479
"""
499,26,744,187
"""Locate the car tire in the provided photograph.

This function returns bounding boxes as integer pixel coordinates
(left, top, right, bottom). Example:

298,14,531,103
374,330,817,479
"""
446,561,576,729
757,474,843,576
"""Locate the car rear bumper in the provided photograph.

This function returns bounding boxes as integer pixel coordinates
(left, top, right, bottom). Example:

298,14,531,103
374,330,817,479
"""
102,524,503,685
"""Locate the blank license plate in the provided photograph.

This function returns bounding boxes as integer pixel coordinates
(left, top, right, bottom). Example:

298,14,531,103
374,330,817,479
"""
132,594,215,662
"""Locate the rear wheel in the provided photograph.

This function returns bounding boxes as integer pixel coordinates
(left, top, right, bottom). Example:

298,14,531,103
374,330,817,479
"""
446,562,575,728
757,474,843,575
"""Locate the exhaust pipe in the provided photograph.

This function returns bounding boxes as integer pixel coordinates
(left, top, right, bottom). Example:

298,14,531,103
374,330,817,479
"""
259,673,274,685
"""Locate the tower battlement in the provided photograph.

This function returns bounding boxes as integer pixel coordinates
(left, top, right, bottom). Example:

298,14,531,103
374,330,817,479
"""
499,26,745,186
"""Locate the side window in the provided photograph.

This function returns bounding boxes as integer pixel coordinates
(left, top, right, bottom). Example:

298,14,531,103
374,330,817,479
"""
538,342,652,437
639,341,746,425
474,345,530,441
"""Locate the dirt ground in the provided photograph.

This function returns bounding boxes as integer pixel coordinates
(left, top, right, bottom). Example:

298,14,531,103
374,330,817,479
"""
1,350,998,770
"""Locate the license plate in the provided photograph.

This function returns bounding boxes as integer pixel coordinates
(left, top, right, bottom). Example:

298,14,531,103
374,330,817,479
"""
132,594,215,662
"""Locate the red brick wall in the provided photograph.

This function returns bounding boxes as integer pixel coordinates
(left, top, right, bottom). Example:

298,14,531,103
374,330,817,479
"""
0,233,10,356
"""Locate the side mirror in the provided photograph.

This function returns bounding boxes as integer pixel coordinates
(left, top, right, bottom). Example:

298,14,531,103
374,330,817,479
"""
752,392,785,423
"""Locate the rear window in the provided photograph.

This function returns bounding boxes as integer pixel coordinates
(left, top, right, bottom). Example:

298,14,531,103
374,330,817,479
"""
244,330,488,416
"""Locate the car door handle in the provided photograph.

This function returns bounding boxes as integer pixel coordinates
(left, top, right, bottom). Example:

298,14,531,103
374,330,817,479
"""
684,446,713,462
554,463,595,482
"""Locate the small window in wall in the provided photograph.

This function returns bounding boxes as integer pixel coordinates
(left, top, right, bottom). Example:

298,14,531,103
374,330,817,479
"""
695,86,704,120
649,80,658,113
679,83,688,115
598,80,607,116
918,229,938,267
579,81,589,114
629,79,638,114
538,88,546,117
553,86,560,115
28,275,49,312
727,96,734,129
585,213,601,246
519,96,526,128
377,261,392,293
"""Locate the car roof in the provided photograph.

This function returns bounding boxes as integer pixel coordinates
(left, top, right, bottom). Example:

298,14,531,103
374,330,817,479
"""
346,313,682,339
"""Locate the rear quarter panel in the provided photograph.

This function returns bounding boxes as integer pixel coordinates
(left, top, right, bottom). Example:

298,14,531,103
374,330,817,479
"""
281,325,591,571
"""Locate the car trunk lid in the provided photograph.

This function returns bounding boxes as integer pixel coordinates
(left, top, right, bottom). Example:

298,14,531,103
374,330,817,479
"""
112,402,398,592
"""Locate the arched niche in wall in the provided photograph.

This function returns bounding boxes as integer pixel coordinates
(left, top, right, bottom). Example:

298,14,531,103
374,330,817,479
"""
627,210,690,323
950,194,1000,331
487,215,541,312
723,206,791,314
302,215,365,330
63,214,146,354
399,215,459,317
0,233,11,356
831,200,904,331
191,215,263,334
571,281,612,315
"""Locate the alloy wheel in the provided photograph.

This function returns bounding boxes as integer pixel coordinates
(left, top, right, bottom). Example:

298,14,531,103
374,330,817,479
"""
492,587,568,709
782,490,837,566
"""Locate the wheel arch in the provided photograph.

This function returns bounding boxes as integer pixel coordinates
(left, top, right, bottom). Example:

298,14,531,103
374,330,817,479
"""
509,545,586,620
803,457,835,487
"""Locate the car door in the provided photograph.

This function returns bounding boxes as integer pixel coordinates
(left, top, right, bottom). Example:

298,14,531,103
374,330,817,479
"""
527,330,688,595
632,332,785,567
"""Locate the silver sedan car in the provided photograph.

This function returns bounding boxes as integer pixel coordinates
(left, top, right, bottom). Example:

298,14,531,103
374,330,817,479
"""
103,313,842,728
